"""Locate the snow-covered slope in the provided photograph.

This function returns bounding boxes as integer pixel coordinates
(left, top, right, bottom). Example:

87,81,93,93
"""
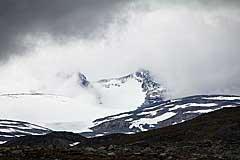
0,93,127,133
0,119,51,144
81,95,240,137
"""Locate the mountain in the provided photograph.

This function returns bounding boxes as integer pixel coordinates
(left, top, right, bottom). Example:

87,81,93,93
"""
57,69,166,106
42,69,167,132
1,69,240,138
82,95,240,137
93,69,166,106
0,119,51,144
2,107,240,160
0,68,167,134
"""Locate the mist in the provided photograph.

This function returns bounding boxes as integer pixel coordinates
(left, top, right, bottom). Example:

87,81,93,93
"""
1,0,240,99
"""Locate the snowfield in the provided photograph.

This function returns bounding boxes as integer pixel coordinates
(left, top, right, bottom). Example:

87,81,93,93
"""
129,112,177,131
0,94,127,132
92,78,146,110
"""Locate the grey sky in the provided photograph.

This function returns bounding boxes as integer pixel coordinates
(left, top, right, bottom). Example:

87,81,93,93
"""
0,0,133,61
0,0,240,98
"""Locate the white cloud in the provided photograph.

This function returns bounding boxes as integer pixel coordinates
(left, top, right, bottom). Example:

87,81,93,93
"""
5,3,238,98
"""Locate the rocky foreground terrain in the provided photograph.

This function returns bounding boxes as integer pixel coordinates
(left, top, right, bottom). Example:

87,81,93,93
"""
0,107,239,160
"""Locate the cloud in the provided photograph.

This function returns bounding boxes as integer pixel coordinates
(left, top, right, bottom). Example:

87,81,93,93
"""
0,0,240,98
0,0,134,62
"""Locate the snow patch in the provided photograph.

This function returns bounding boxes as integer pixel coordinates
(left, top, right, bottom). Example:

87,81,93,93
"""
137,110,158,116
0,128,15,133
95,134,104,137
129,112,176,131
125,118,133,122
203,96,240,101
69,142,80,147
185,109,215,114
172,119,185,125
189,103,217,107
0,141,7,144
94,113,131,126
169,105,189,111
169,103,217,111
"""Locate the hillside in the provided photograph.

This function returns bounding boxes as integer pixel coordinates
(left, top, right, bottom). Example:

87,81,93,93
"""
1,107,240,160
84,95,240,137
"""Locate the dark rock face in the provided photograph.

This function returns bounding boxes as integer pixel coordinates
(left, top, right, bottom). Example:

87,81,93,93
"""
135,69,166,106
1,107,240,160
78,73,90,87
83,95,240,137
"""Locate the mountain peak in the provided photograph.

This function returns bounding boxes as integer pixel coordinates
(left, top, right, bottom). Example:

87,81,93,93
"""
132,69,161,91
95,69,166,107
133,69,151,79
132,69,166,106
58,69,166,108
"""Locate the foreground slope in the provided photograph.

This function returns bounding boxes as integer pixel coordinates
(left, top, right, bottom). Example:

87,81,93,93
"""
2,107,240,160
5,131,86,148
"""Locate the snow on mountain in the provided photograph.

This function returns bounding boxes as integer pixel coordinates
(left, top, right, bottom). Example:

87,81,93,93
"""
51,69,166,109
82,95,240,137
92,69,166,109
5,69,239,138
44,69,166,132
0,119,51,143
0,69,165,133
0,93,126,133
93,76,146,108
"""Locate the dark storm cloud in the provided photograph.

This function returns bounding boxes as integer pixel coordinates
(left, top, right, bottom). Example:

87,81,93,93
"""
0,0,132,61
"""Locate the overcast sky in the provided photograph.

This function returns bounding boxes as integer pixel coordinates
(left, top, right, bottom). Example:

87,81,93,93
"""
0,0,134,60
0,0,240,98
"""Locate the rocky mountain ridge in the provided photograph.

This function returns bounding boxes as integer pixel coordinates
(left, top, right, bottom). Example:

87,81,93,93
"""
94,69,166,106
82,95,240,137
